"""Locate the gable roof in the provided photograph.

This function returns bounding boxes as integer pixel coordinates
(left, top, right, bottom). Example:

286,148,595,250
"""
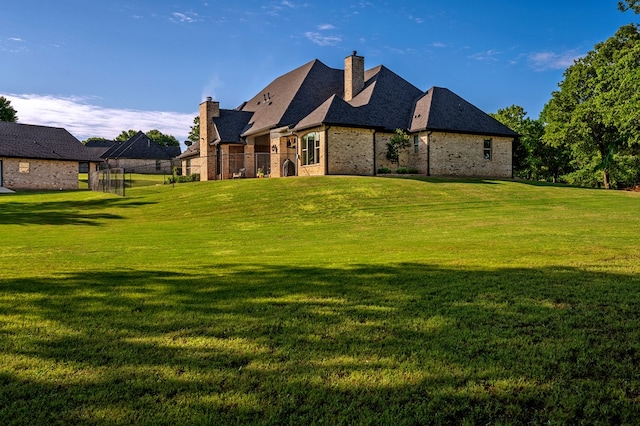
0,122,100,161
238,59,344,136
410,87,518,137
212,58,517,141
101,131,181,160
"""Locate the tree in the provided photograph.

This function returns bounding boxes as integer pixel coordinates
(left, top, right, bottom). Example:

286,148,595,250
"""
386,129,411,167
0,96,18,122
187,116,200,146
82,137,110,144
541,24,640,189
115,130,138,141
490,105,571,182
114,129,179,146
146,129,179,147
619,0,640,13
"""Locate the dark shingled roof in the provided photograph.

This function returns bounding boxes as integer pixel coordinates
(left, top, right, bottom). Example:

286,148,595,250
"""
215,110,254,143
238,59,343,136
213,59,517,141
101,131,181,160
0,122,100,161
177,142,200,159
410,87,518,137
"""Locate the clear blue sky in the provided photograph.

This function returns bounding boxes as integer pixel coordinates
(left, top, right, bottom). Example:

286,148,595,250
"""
0,1,635,145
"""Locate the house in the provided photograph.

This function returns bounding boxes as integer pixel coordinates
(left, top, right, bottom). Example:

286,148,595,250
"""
0,122,100,191
98,131,181,174
192,53,517,180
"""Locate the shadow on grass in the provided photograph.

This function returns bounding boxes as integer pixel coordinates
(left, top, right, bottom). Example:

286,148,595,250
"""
0,197,156,226
1,263,639,424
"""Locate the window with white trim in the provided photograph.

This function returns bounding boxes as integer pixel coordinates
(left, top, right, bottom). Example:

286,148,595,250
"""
302,132,320,165
413,135,419,153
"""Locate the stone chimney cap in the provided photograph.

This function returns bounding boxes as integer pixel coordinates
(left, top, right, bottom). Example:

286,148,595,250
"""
206,96,213,102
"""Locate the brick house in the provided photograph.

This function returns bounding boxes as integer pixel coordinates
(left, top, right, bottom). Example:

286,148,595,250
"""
96,131,181,174
0,122,100,191
193,53,517,180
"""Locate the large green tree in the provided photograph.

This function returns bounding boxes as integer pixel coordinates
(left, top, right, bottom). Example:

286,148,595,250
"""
490,105,570,182
0,96,18,122
541,24,640,189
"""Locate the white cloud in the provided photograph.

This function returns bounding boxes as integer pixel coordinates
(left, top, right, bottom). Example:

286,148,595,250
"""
431,42,446,48
304,32,342,46
9,37,24,42
317,24,336,30
171,12,201,23
528,50,583,71
469,49,502,62
408,15,424,24
2,94,195,143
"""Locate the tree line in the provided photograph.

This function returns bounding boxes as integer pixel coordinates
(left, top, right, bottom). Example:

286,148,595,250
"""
491,4,640,189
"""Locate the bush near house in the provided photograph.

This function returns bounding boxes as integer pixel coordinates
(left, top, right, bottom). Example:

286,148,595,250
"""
1,177,639,424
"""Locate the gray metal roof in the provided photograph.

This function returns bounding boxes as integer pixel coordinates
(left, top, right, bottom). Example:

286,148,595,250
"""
0,122,100,161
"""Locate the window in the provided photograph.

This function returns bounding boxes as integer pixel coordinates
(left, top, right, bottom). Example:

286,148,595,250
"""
155,160,162,171
302,132,320,165
413,135,420,154
19,162,30,173
483,139,492,160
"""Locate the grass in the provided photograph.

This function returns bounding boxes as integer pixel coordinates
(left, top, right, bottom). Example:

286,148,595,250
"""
1,176,639,424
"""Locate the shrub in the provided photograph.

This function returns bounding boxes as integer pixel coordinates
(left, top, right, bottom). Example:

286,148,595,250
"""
396,167,409,174
377,167,392,174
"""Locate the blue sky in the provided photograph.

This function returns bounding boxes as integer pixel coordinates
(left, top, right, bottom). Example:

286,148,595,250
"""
0,1,635,146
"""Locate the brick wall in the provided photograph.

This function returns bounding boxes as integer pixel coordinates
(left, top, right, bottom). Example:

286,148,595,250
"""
326,126,375,175
1,157,79,190
429,132,512,178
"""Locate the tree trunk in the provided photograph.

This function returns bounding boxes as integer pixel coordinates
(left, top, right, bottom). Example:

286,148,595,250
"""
602,169,611,189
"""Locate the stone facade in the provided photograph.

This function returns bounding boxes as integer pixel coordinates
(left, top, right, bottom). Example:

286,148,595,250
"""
104,158,175,174
326,126,375,175
0,157,95,190
199,98,220,181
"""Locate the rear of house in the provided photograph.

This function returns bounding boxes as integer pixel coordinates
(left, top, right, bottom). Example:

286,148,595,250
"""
0,122,100,191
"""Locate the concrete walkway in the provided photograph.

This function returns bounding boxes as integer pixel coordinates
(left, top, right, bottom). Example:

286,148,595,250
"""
0,187,15,193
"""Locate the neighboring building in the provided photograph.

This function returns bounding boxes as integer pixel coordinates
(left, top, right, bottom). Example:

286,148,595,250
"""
198,53,517,180
99,131,181,174
0,122,100,191
177,141,202,177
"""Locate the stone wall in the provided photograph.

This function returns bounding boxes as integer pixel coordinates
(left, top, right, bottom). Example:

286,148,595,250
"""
1,157,79,190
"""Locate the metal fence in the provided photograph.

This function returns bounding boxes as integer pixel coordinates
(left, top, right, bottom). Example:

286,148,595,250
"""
93,168,125,196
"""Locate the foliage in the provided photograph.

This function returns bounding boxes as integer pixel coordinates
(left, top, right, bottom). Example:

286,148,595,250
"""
147,129,179,147
619,0,640,13
490,105,571,182
0,96,18,122
377,166,392,174
541,24,640,188
81,137,110,144
386,128,411,166
114,129,179,146
187,116,200,146
115,129,138,141
1,178,640,424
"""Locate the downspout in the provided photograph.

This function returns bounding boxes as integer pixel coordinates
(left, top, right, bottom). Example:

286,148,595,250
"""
426,131,432,176
373,129,377,175
324,125,331,175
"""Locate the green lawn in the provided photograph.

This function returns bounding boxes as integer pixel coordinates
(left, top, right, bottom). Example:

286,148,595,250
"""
1,177,639,424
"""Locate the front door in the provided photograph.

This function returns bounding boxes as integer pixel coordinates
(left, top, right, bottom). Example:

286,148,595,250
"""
0,160,3,187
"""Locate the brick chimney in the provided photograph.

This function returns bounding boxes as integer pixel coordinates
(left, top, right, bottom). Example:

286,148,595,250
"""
199,97,220,181
344,51,364,101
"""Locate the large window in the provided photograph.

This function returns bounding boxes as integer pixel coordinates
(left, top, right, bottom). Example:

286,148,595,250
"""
302,132,320,165
483,138,492,160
